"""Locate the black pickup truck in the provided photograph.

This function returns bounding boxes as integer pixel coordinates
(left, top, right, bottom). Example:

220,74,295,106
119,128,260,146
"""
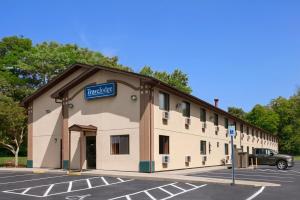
249,148,294,170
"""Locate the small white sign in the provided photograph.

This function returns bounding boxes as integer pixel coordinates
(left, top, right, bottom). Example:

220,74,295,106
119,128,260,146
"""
228,125,236,137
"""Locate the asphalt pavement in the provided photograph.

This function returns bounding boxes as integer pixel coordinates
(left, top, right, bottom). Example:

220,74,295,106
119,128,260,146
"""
0,161,299,200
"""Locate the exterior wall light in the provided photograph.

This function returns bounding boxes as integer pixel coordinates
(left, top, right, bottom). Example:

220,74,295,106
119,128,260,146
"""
131,95,137,101
68,103,74,108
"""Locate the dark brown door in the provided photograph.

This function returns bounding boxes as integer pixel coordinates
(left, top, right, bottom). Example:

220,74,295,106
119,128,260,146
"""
86,136,96,169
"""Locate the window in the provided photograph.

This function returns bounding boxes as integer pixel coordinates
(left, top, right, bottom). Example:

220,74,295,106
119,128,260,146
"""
241,146,244,152
159,92,169,111
224,143,229,155
214,113,218,126
224,118,228,129
256,131,258,137
182,101,190,117
159,135,169,154
252,128,254,136
247,146,249,154
246,127,249,135
200,140,207,155
252,147,255,154
111,135,129,155
240,124,244,133
200,108,206,122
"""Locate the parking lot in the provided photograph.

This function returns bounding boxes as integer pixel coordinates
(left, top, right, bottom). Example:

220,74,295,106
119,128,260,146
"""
189,161,300,200
0,161,299,200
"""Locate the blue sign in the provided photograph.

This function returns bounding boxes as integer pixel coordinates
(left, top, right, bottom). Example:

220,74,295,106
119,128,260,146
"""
84,82,117,100
228,125,236,137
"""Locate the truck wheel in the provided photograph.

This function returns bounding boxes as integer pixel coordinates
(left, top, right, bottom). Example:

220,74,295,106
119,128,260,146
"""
277,160,287,170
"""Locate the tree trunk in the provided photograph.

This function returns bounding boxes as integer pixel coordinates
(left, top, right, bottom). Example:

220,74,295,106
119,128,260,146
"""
14,148,19,167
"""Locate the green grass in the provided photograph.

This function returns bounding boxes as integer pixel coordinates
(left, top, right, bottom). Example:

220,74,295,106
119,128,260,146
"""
295,156,300,161
0,157,27,167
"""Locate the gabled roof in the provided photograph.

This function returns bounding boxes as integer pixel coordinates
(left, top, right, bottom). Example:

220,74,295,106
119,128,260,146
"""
21,64,90,106
69,124,97,132
22,63,276,136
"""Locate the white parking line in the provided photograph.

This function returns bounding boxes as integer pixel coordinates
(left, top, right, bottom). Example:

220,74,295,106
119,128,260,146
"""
43,184,54,197
108,182,207,200
3,176,133,197
236,170,300,177
206,172,294,179
196,174,294,183
101,177,109,185
0,173,36,179
0,175,69,185
245,186,265,200
67,181,73,192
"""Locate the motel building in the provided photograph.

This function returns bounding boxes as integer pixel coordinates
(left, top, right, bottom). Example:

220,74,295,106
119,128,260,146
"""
22,63,279,172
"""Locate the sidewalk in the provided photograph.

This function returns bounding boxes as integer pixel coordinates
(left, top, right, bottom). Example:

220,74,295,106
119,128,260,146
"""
0,166,280,187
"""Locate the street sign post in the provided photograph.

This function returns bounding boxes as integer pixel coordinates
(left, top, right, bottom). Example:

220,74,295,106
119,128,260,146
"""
228,125,236,185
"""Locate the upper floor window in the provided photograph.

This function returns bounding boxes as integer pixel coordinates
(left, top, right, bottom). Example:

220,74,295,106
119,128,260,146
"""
182,101,190,117
159,92,169,111
246,127,249,135
214,113,218,126
224,118,228,129
240,124,244,133
251,128,254,136
200,108,206,122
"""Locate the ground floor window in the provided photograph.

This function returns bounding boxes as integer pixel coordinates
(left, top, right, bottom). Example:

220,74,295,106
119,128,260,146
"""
159,135,169,154
225,143,229,155
111,135,129,155
200,140,207,155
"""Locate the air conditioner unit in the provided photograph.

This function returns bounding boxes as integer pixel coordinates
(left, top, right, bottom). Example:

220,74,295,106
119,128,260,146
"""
202,122,207,129
162,111,169,120
202,156,207,162
185,118,191,126
162,155,170,164
185,156,191,163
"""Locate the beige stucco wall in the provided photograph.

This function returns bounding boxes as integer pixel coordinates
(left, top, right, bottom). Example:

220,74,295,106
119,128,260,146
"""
32,68,86,168
153,88,278,171
68,70,140,171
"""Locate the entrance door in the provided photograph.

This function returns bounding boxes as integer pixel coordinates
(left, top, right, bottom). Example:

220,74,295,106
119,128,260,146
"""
86,136,96,169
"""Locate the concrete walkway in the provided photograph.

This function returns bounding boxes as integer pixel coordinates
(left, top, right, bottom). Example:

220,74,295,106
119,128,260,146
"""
0,166,280,187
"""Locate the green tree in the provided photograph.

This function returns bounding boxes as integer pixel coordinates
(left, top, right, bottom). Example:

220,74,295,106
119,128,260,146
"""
0,36,132,101
139,66,192,94
270,92,300,154
228,107,247,119
0,95,27,166
246,104,279,134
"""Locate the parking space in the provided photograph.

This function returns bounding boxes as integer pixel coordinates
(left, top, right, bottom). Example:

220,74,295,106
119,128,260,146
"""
190,163,300,184
0,170,264,200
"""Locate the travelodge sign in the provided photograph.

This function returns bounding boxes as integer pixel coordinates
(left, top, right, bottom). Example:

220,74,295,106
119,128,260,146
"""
84,82,117,100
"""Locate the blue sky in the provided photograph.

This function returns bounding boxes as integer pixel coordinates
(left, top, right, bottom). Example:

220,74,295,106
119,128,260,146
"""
1,0,299,111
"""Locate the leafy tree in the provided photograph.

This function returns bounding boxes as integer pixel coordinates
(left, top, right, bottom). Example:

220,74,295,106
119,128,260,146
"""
139,66,192,94
270,92,300,154
228,107,247,119
0,95,26,166
246,104,279,134
0,36,132,102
